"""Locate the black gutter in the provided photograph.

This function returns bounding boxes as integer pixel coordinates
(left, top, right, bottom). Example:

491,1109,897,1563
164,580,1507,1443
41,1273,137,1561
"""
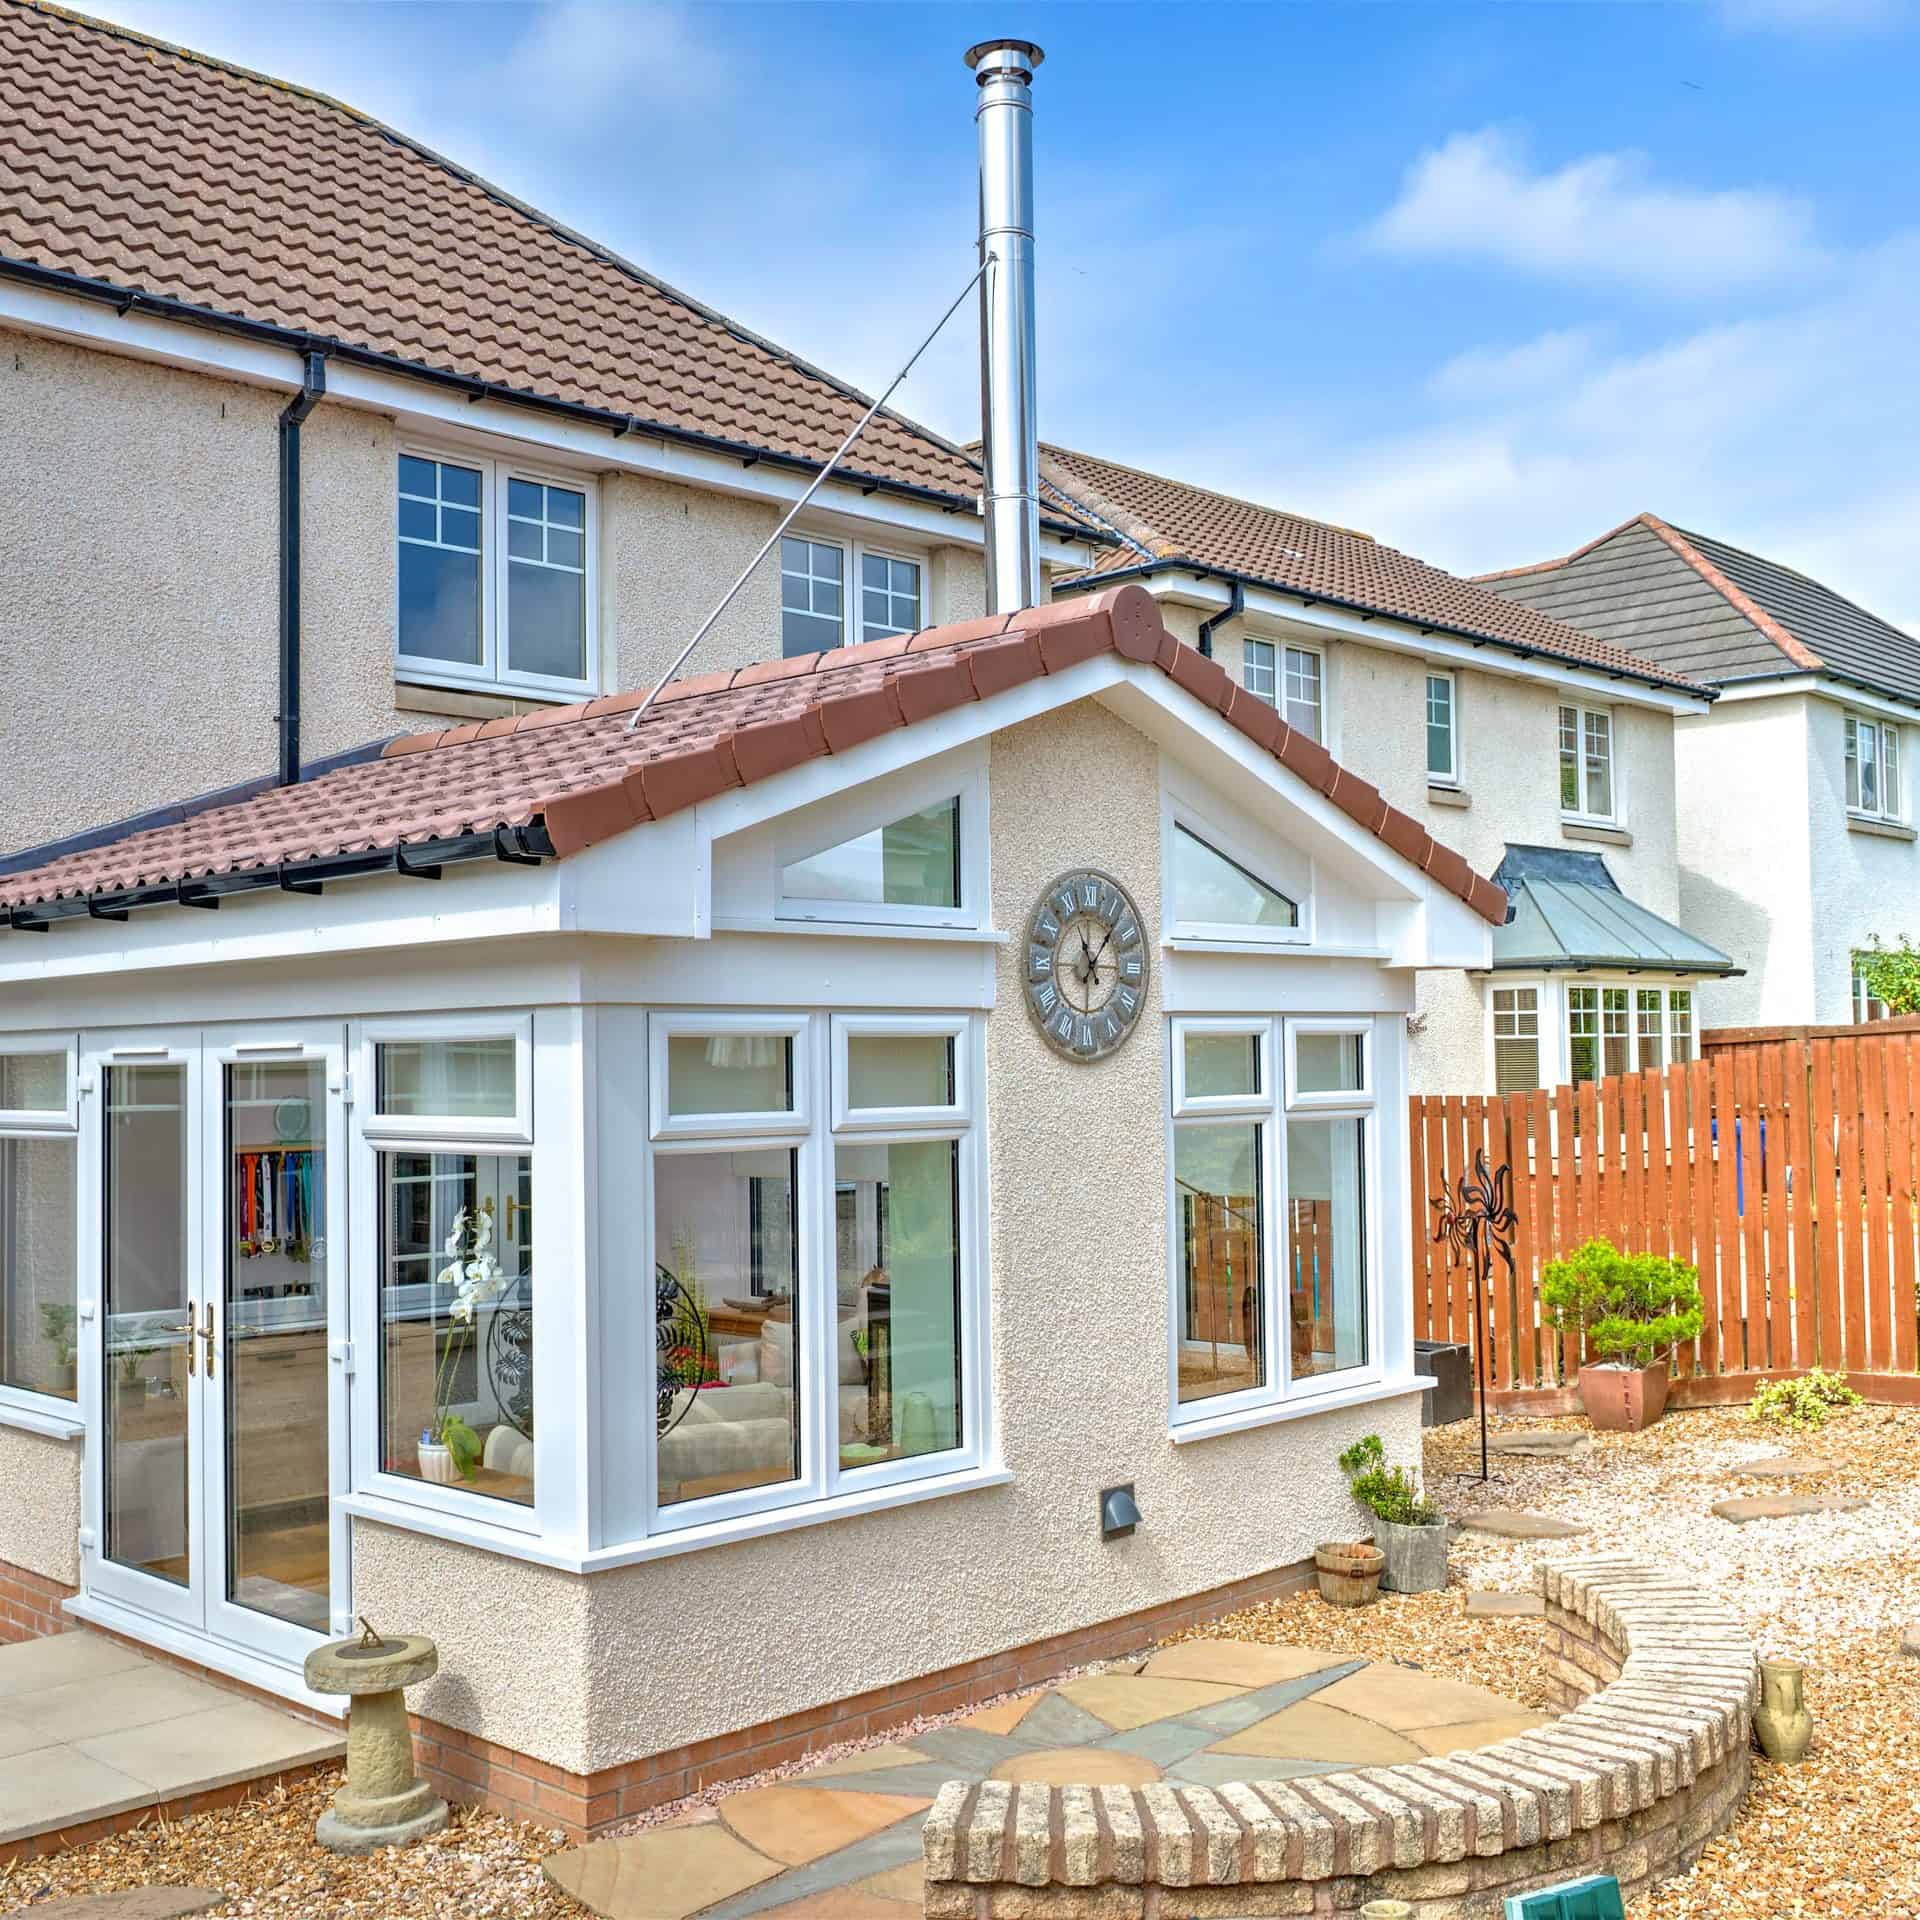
278,351,327,786
1195,578,1243,661
1056,556,1715,702
1709,663,1920,716
0,256,1107,544
0,825,554,934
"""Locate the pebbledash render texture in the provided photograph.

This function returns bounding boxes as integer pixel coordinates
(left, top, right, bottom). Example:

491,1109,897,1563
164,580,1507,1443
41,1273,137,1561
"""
922,1557,1758,1917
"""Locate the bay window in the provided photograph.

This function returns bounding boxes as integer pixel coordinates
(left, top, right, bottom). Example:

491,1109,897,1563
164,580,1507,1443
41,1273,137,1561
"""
649,1013,979,1527
1567,985,1695,1083
1168,1018,1375,1427
0,1042,78,1407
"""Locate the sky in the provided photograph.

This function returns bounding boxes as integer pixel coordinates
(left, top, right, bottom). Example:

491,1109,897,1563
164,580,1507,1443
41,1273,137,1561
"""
80,0,1920,629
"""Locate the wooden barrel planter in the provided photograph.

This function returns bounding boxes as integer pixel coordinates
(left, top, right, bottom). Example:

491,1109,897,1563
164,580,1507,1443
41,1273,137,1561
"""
1314,1539,1385,1608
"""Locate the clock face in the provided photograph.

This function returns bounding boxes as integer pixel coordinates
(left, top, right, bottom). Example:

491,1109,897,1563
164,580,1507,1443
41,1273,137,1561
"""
1024,868,1149,1061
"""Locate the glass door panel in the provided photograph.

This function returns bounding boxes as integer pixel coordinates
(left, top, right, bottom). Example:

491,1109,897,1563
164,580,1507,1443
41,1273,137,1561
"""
102,1063,196,1597
221,1059,331,1633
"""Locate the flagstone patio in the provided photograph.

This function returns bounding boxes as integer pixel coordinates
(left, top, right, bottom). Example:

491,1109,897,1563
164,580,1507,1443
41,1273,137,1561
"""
541,1641,1548,1920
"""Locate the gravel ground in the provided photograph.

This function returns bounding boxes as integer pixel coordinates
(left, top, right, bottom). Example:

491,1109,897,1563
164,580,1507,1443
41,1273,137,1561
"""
8,1404,1917,1917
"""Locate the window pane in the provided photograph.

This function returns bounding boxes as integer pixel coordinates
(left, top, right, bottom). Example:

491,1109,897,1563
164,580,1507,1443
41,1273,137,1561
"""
507,562,586,681
0,1052,66,1111
398,542,482,664
1883,726,1901,817
1637,990,1665,1072
440,508,481,552
1492,988,1541,1095
783,607,842,658
1671,991,1694,1062
1568,987,1598,1085
1243,639,1276,703
378,1152,533,1507
376,1038,517,1120
667,1034,794,1116
1602,987,1631,1077
507,518,543,561
1185,1032,1259,1099
397,495,437,542
1295,1031,1364,1095
847,1034,954,1110
508,477,542,519
103,1066,191,1582
548,489,584,530
1287,1117,1367,1381
1172,826,1297,930
440,463,482,509
1174,1123,1263,1404
1584,711,1613,818
1,1136,77,1399
1283,648,1322,741
782,800,961,910
1559,707,1580,811
654,1148,799,1508
1845,719,1862,811
835,1138,961,1471
1425,674,1454,778
398,454,438,498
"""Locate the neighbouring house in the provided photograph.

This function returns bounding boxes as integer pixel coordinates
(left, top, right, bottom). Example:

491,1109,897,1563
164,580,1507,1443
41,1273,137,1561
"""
1481,513,1920,1030
0,1,1107,856
1042,448,1739,1093
0,584,1501,1832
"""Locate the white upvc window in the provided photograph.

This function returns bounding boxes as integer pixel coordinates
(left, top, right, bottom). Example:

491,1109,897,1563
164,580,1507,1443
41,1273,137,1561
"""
781,536,923,656
1167,1016,1379,1431
1566,985,1694,1083
1558,703,1615,823
647,1012,985,1531
1845,713,1903,822
1241,638,1276,705
395,450,597,699
1162,795,1311,948
1490,987,1541,1094
1853,956,1890,1024
0,1036,80,1419
1240,640,1323,743
1426,671,1459,785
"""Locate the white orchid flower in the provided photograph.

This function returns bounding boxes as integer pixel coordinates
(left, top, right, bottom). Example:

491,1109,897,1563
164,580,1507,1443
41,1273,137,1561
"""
449,1296,474,1325
436,1262,462,1290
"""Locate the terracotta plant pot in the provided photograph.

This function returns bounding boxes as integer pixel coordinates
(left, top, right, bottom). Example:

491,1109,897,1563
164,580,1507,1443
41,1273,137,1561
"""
1315,1540,1384,1609
1578,1359,1670,1432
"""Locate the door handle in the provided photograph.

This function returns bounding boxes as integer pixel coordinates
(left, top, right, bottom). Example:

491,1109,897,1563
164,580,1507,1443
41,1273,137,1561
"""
199,1301,217,1378
162,1323,195,1377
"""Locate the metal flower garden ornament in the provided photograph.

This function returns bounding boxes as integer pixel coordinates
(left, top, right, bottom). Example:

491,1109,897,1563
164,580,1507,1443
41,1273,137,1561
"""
1431,1148,1518,1481
422,1200,505,1482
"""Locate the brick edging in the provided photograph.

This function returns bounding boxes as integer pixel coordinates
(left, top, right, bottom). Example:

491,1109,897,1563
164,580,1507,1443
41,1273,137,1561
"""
0,1558,78,1644
923,1555,1759,1916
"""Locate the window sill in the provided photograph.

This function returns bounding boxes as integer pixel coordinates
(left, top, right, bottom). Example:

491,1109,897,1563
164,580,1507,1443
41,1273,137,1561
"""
0,1395,84,1440
340,1461,1014,1574
1169,1375,1432,1445
1561,820,1631,847
1846,813,1917,841
395,678,593,722
1428,785,1470,810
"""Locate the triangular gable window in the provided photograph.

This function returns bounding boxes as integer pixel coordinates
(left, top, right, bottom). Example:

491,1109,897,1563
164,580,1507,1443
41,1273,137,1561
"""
1172,824,1298,931
781,798,961,911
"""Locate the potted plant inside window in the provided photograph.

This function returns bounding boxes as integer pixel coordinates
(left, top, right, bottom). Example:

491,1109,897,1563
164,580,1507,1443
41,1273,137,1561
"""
1541,1237,1704,1432
421,1202,506,1485
1338,1433,1448,1593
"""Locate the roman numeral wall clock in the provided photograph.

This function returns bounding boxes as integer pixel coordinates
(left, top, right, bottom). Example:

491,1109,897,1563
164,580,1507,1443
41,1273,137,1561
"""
1023,868,1149,1062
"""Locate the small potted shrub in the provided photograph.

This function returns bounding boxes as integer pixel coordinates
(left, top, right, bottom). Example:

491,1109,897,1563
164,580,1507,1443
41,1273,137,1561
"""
1338,1433,1447,1593
1542,1237,1705,1432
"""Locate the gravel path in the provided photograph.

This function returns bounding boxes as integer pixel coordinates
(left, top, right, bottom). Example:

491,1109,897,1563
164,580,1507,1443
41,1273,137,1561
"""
6,1404,1916,1916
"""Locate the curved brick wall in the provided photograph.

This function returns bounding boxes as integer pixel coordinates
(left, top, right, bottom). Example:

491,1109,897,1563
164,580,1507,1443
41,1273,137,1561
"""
923,1555,1758,1917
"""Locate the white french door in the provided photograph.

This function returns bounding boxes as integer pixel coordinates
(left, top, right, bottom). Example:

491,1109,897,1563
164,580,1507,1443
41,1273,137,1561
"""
82,1023,351,1669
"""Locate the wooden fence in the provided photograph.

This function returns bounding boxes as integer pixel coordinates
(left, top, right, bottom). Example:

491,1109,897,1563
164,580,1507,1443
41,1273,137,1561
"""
1410,1028,1920,1406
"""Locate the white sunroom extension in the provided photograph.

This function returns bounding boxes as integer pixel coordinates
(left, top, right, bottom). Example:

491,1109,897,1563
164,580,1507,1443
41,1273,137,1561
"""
0,586,1501,1825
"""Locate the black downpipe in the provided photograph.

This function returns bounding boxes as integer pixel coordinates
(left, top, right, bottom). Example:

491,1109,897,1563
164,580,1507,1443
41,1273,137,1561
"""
277,352,328,786
1196,578,1244,660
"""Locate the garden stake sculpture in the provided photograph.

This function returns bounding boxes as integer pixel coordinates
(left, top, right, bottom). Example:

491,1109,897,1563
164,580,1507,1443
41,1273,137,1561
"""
1431,1148,1518,1482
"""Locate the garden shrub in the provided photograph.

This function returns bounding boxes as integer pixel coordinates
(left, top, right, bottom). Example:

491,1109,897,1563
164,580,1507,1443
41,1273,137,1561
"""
1748,1367,1862,1430
1338,1432,1440,1527
1541,1237,1705,1369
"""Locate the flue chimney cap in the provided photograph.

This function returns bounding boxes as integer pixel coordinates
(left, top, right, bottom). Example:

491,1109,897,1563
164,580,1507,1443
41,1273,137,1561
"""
964,39,1045,79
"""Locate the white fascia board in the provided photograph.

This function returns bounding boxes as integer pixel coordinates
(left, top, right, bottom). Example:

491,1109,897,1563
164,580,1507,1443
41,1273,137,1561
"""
1122,570,1708,717
0,278,1099,570
0,859,562,988
1712,675,1920,725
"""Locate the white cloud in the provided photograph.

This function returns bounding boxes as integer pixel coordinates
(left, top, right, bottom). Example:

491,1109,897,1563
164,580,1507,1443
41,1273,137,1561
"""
493,3,728,131
1363,128,1817,295
1719,0,1905,31
1427,327,1605,403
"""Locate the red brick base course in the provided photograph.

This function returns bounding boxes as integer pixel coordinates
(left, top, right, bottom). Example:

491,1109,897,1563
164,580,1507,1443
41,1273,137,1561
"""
0,1559,79,1644
410,1555,1315,1840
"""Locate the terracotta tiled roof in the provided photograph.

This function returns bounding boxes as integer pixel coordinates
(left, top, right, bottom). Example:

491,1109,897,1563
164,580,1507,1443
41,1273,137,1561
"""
0,0,1029,514
0,588,1507,926
1040,445,1710,696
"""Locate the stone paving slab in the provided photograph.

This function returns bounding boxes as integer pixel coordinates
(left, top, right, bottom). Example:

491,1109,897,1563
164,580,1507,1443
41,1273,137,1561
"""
1488,1430,1594,1458
1466,1591,1549,1617
24,1893,224,1920
1737,1454,1837,1478
1461,1507,1588,1538
1712,1492,1867,1523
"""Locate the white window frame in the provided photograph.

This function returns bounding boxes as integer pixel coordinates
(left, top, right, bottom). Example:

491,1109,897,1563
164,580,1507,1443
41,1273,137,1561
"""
1853,957,1889,1024
1241,637,1276,705
1558,702,1617,826
650,1011,814,1144
774,765,986,932
1161,792,1312,949
1845,713,1904,823
1165,1015,1382,1435
1284,1018,1373,1111
1281,644,1324,742
394,444,599,701
832,1014,971,1132
645,1010,987,1535
781,532,926,654
1564,983,1696,1082
1425,670,1459,787
0,1033,81,1428
359,1015,534,1147
1488,985,1543,1094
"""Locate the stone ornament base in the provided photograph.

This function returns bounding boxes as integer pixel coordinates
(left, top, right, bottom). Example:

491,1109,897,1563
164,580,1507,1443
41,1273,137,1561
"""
923,1556,1759,1916
316,1800,450,1856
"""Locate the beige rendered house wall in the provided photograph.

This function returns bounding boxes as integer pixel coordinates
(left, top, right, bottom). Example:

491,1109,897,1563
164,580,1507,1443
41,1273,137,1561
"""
351,698,1421,1779
0,1425,81,1589
0,326,991,852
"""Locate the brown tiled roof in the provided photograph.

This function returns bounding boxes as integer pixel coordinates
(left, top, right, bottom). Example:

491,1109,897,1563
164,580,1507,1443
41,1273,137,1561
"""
0,0,1027,514
1041,445,1710,696
0,587,1507,926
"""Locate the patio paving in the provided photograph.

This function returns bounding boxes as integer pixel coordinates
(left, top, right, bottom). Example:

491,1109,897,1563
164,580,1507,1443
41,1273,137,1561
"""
0,1633,344,1858
541,1645,1548,1920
